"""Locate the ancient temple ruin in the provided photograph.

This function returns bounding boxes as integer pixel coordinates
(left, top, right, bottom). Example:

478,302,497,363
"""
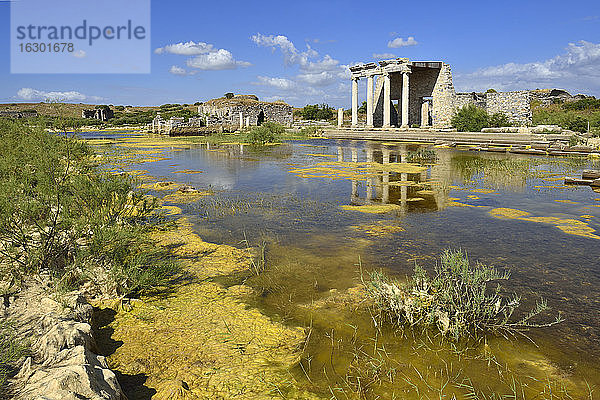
198,94,293,128
349,58,561,129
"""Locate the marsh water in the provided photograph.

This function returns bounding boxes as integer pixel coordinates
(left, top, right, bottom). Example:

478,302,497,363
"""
90,132,600,398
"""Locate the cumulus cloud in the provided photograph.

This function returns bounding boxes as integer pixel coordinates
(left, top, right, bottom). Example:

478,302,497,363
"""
155,41,215,55
454,41,600,94
155,41,250,72
387,36,418,48
255,76,296,90
17,88,102,102
186,49,251,70
372,52,396,59
252,33,349,89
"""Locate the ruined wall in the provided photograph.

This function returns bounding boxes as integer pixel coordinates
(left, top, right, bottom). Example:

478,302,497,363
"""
409,67,440,126
430,63,456,128
200,101,293,127
486,91,531,125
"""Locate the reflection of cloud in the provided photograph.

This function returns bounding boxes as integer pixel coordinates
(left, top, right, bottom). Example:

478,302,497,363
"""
387,36,418,48
17,87,103,102
72,50,86,58
454,41,600,95
155,40,250,72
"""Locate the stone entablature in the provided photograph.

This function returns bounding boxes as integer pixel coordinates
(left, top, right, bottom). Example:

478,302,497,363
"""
198,95,293,128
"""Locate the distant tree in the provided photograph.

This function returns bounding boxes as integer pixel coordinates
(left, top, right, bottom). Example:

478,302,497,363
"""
115,105,125,111
485,88,498,94
358,101,367,113
225,93,234,99
301,103,333,120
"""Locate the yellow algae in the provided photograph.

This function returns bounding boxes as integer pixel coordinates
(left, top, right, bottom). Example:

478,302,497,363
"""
447,201,487,208
288,161,426,182
341,204,402,214
467,195,480,200
388,180,422,187
138,156,172,163
99,218,309,399
449,186,497,194
554,199,579,205
350,222,405,236
162,189,213,204
488,208,531,219
159,205,183,216
171,169,202,174
581,214,595,219
417,189,435,196
407,197,425,202
139,181,182,191
488,208,600,240
306,153,337,158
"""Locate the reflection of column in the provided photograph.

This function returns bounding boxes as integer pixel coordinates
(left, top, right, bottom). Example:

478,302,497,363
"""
401,72,410,128
338,108,344,128
382,148,390,164
240,143,244,155
401,172,408,213
351,147,358,163
382,171,389,204
366,75,374,127
400,146,407,163
366,178,374,203
352,77,359,127
351,179,358,203
337,146,344,162
383,73,391,128
366,147,374,163
206,142,211,150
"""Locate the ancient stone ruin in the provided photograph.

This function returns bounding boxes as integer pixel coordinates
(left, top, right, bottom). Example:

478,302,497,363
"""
349,58,581,129
198,94,293,128
81,108,113,121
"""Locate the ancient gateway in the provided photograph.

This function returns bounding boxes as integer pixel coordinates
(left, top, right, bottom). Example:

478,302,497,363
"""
349,58,541,129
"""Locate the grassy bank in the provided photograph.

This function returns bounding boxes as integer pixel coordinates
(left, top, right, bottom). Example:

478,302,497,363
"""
532,99,600,135
0,119,179,393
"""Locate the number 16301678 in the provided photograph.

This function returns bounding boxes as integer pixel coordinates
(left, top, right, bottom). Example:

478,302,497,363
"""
19,43,74,52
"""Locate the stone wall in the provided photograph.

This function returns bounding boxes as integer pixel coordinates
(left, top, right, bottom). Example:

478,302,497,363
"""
486,91,531,125
199,96,293,127
430,63,455,128
409,67,441,126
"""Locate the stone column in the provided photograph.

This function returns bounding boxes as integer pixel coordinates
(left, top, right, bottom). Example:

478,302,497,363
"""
366,75,374,127
421,101,429,128
383,73,391,128
351,77,359,127
401,72,410,128
245,116,250,127
338,108,344,128
239,112,244,130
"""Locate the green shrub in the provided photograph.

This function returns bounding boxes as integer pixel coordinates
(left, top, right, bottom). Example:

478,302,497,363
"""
247,126,275,145
451,105,490,132
0,320,27,393
0,119,178,296
366,249,562,340
262,121,286,135
301,104,334,120
562,98,600,111
488,112,512,128
299,126,319,136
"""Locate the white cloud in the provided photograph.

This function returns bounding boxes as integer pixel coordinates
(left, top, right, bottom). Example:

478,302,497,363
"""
17,88,102,102
387,36,418,48
186,49,251,70
255,76,296,90
455,41,600,94
372,52,396,59
155,41,215,55
72,50,86,58
156,41,250,72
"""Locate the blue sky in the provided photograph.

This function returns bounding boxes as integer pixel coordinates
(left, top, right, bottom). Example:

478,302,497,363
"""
1,0,599,107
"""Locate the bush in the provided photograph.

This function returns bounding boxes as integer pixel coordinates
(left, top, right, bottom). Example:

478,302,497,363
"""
488,112,512,128
451,105,490,132
366,249,562,340
299,126,319,136
562,98,600,111
115,105,125,111
301,104,334,120
262,121,286,135
247,126,275,145
0,119,178,297
0,320,27,392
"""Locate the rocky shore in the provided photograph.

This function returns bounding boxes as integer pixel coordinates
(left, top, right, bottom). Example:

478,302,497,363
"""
4,280,125,400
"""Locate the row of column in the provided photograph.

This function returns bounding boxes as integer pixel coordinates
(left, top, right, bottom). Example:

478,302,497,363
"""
351,72,411,128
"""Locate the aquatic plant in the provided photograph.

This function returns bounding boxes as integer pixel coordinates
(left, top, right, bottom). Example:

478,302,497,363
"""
365,249,563,340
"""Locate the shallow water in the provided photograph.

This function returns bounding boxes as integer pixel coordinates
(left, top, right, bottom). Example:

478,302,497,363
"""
93,134,600,398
